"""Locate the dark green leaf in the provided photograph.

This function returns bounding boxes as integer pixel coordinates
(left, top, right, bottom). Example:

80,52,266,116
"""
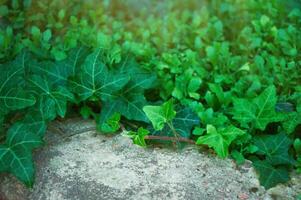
99,61,156,123
253,133,295,165
0,53,36,116
0,122,43,187
151,106,200,138
70,49,129,102
28,75,74,119
253,160,290,189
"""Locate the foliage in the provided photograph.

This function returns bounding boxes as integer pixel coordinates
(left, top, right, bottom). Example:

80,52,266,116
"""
196,125,245,158
0,0,300,191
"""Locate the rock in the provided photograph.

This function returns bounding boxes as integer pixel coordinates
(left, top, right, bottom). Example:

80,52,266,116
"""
0,118,298,200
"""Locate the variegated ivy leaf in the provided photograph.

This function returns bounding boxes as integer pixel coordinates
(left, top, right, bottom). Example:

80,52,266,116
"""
27,75,74,120
99,60,157,123
232,85,282,130
69,49,129,102
0,53,36,116
0,122,44,187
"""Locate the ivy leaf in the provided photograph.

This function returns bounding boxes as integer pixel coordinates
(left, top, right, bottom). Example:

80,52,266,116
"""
294,139,301,154
196,125,246,158
282,112,301,134
231,150,245,165
69,49,129,102
151,106,199,138
27,75,74,119
28,47,89,86
97,113,121,134
253,160,290,189
99,61,156,123
232,85,282,130
125,128,149,147
19,110,48,137
253,133,295,165
208,83,232,107
143,100,176,131
0,53,36,116
0,122,44,187
80,105,94,120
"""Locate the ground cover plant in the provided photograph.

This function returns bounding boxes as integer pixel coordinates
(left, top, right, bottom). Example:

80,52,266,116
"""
0,0,301,191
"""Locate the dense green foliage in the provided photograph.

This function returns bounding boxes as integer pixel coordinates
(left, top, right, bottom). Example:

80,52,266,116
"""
0,0,300,190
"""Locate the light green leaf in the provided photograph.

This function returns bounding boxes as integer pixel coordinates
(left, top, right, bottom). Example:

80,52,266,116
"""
143,100,176,131
232,85,282,130
294,139,301,154
125,128,149,147
282,112,301,134
196,125,245,158
98,113,121,133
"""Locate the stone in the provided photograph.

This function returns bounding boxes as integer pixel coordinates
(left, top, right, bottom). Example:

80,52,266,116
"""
0,118,299,200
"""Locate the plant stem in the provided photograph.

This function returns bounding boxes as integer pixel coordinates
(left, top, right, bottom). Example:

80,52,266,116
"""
144,135,195,144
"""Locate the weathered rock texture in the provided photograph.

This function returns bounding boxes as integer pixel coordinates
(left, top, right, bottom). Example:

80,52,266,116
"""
0,118,300,200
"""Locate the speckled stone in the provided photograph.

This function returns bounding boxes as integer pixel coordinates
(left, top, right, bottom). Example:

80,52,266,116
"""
0,118,299,200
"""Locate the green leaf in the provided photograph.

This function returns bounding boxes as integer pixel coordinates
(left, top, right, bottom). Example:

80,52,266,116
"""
232,85,282,130
0,5,9,16
143,100,176,131
151,106,200,138
51,47,67,61
28,75,74,119
98,113,121,133
42,29,52,42
294,139,301,154
19,111,47,137
80,105,94,120
0,53,36,116
99,60,156,123
28,47,89,86
0,122,44,187
192,127,205,136
231,150,245,165
125,128,149,147
253,160,290,189
253,133,295,165
31,26,40,38
208,83,232,106
70,49,129,102
196,125,246,158
282,111,301,134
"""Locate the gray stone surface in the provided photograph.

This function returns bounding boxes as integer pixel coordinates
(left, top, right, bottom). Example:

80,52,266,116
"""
0,118,300,200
